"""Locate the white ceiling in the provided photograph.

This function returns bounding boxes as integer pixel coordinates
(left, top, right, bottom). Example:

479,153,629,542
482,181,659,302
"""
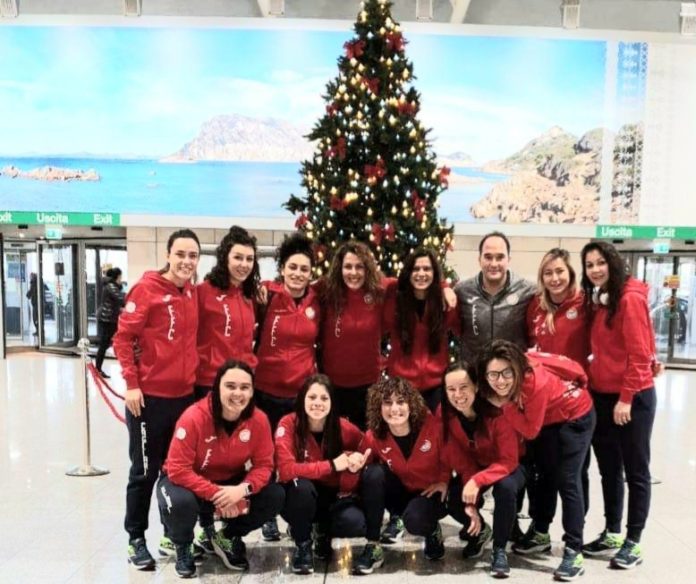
2,0,691,35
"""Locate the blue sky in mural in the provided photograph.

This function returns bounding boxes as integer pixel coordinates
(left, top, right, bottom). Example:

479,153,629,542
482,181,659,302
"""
0,26,606,162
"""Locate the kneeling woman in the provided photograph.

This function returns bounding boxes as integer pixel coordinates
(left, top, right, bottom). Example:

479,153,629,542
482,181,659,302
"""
479,341,596,582
276,374,369,575
157,360,285,578
440,361,524,579
353,377,450,575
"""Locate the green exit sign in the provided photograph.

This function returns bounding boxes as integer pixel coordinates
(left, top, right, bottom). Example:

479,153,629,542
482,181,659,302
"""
45,226,63,240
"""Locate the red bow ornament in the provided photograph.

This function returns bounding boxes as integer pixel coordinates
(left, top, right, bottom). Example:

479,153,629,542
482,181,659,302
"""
344,39,366,59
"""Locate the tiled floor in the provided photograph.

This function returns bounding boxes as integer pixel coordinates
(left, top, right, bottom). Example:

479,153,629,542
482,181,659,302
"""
1,352,696,583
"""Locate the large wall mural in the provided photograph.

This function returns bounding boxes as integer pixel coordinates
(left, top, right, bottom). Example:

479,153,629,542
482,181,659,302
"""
0,25,653,226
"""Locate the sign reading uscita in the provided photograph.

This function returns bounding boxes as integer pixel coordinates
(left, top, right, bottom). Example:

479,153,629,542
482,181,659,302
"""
0,211,120,226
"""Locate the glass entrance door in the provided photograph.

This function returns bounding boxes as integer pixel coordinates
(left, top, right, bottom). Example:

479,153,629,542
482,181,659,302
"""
85,244,128,343
1,240,39,350
637,254,696,364
38,242,79,350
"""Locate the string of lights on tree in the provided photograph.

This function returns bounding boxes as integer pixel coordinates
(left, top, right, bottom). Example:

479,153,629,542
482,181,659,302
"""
285,0,455,278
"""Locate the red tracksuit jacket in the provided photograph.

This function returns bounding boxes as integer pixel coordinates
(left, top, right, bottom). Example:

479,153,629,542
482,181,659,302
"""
113,271,198,397
365,413,449,492
275,413,365,493
439,407,520,488
196,280,257,387
527,292,589,371
163,397,274,501
500,352,594,440
589,278,656,404
255,281,320,399
382,290,460,391
318,281,387,388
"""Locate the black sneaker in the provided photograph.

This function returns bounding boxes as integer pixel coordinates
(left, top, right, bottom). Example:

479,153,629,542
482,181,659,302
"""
313,524,332,561
424,524,445,561
554,547,584,581
211,532,249,571
261,517,281,542
462,522,492,559
353,543,385,575
610,539,643,569
292,540,315,574
490,547,510,579
512,529,552,555
174,543,196,579
380,515,405,544
127,537,156,571
582,530,624,557
193,526,215,562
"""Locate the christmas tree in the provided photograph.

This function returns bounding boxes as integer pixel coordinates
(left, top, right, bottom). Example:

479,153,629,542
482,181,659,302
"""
284,0,454,277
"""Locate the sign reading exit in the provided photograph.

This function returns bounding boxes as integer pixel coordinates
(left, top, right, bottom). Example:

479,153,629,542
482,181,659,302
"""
596,225,696,239
0,211,120,226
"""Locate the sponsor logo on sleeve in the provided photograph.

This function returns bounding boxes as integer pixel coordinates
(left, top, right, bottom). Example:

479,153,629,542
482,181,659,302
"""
125,301,136,313
175,427,187,440
275,426,286,438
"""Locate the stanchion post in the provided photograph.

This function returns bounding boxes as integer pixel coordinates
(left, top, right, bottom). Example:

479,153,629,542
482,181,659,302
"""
66,338,110,477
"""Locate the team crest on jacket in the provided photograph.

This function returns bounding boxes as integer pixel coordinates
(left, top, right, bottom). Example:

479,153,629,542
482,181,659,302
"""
239,429,251,443
276,426,286,438
364,293,374,305
507,293,519,306
175,427,187,440
566,308,578,320
419,439,432,453
305,307,316,320
125,301,136,313
163,294,172,303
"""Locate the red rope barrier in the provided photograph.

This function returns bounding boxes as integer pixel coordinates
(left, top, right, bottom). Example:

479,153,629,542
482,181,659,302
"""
87,362,124,400
87,362,126,424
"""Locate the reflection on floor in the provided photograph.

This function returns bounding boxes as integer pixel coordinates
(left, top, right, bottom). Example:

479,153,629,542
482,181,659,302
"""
1,353,696,583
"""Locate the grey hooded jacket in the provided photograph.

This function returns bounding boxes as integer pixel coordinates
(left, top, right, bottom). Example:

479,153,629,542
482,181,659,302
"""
455,271,536,362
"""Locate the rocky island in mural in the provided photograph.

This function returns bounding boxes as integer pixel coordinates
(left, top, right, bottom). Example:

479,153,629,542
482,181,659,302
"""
470,123,643,224
0,165,100,182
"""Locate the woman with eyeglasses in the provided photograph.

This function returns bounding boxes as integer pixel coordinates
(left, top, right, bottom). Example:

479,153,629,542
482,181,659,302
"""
478,340,595,582
579,241,657,570
439,360,524,578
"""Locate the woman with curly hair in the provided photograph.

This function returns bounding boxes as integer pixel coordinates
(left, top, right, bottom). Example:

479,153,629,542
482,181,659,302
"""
255,231,321,541
478,340,595,582
352,377,450,575
439,360,524,578
276,374,369,575
316,241,386,429
195,226,260,400
579,241,657,570
382,248,459,413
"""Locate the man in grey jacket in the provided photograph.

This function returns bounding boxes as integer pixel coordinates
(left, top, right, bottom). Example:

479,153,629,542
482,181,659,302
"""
455,231,536,362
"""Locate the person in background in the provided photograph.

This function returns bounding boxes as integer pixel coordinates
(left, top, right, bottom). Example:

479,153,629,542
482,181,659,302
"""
580,241,657,570
95,267,125,378
478,340,595,582
353,377,449,575
276,374,369,574
439,360,524,579
157,360,284,578
254,231,321,542
113,229,201,571
195,226,260,399
316,241,386,430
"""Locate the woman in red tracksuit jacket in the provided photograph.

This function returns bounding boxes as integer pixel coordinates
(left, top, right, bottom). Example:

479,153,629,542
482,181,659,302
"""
383,248,459,413
195,226,260,400
352,377,451,575
254,232,320,541
113,229,201,571
439,360,523,579
276,374,369,575
478,340,596,582
316,241,387,430
523,247,591,553
157,360,284,578
580,241,657,570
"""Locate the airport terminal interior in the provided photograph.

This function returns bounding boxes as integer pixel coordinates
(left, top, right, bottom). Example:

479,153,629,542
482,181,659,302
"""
3,0,696,583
